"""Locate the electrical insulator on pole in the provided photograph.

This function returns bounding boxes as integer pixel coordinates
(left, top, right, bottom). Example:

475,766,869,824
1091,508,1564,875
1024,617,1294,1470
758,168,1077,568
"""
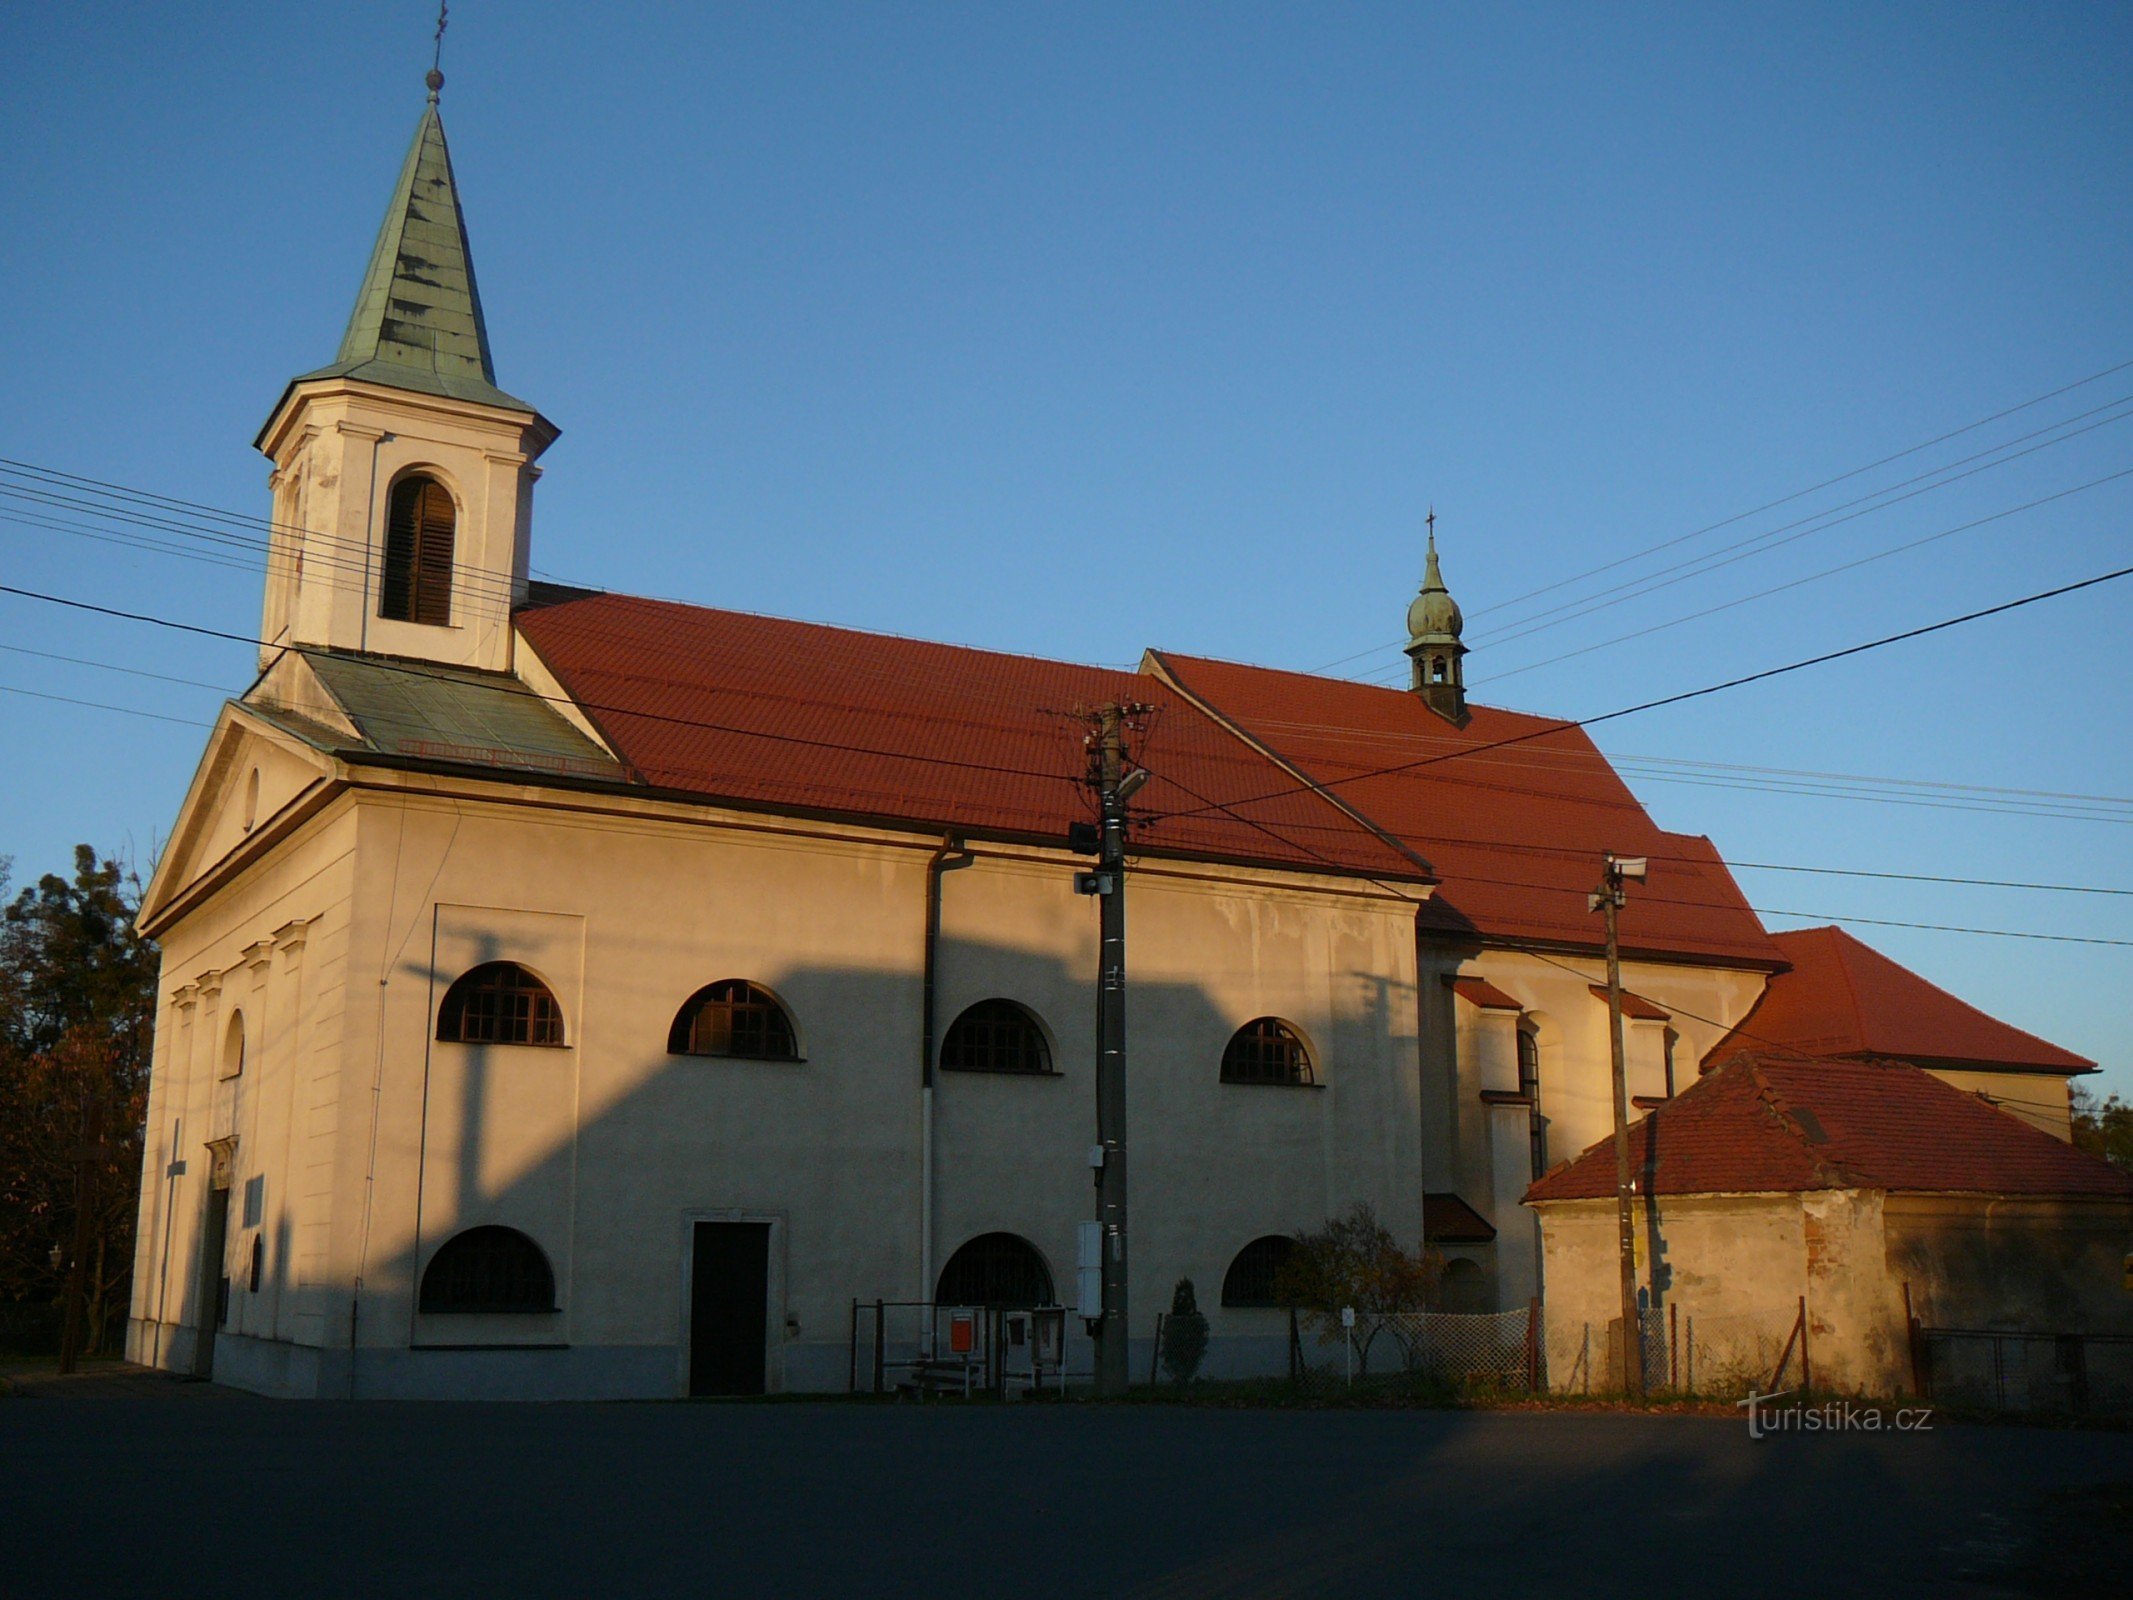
1076,702,1149,1397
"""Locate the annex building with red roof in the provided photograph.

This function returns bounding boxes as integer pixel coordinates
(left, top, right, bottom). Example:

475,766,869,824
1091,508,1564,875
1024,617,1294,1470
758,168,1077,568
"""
1706,926,2094,1139
1525,1053,2132,1398
124,84,2111,1401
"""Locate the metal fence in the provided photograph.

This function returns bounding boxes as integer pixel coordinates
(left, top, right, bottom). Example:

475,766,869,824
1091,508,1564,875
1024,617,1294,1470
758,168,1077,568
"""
1555,1300,1807,1399
1286,1302,1544,1395
1914,1326,2133,1416
848,1298,1073,1397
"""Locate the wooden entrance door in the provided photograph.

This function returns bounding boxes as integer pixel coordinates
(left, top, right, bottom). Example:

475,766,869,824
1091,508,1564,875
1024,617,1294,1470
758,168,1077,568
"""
689,1222,769,1396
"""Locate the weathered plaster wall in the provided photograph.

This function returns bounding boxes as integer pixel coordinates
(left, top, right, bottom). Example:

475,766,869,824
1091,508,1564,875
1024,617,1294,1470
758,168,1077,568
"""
1886,1195,2133,1334
1533,1191,1909,1395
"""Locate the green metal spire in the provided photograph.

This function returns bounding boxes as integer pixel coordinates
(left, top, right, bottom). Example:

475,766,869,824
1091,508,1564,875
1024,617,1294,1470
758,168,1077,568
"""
293,89,534,412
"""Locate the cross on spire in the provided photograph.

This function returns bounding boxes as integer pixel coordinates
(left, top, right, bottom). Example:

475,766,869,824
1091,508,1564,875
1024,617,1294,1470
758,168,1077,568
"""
427,2,449,100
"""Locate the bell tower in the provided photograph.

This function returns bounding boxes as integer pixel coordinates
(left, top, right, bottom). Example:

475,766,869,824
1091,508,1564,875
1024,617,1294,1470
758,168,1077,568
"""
1403,513,1468,725
254,68,557,674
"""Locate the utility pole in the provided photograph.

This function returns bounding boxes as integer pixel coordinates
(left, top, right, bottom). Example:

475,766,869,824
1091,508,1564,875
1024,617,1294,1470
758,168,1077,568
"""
1591,853,1648,1398
57,1081,105,1375
1077,703,1150,1397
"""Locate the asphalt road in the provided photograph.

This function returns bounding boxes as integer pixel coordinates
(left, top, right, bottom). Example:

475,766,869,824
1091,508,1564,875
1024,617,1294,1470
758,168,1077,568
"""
4,1396,2125,1598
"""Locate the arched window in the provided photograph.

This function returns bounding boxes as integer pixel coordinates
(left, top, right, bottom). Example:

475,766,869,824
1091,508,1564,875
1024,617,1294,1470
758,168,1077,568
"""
381,473,455,626
668,980,798,1059
437,962,566,1047
220,1010,246,1080
936,1233,1055,1308
1431,655,1448,683
248,1235,264,1294
1221,1018,1314,1086
418,1226,556,1314
940,999,1052,1075
1518,1023,1545,1179
1221,1235,1297,1308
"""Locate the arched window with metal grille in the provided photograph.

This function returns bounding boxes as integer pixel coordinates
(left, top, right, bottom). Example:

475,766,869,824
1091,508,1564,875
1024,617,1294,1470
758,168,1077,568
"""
1220,1017,1314,1086
940,999,1053,1075
381,473,455,625
936,1233,1055,1308
1221,1235,1297,1308
436,962,567,1047
418,1226,557,1314
668,980,799,1060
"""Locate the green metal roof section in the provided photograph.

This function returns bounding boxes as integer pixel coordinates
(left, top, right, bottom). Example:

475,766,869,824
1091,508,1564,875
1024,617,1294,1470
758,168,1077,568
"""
292,98,536,413
278,652,620,780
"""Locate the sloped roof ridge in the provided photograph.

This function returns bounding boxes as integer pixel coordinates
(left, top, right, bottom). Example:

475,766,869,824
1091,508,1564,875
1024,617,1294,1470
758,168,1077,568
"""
1819,926,1873,1054
1744,1058,1858,1188
1148,647,1569,729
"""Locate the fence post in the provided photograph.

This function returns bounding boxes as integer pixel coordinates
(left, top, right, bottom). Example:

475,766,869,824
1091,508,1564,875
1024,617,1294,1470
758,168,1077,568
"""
1902,1282,1919,1396
1669,1302,1678,1392
1149,1312,1166,1386
1526,1297,1542,1392
849,1297,859,1394
1685,1315,1695,1396
872,1299,886,1394
1798,1294,1811,1393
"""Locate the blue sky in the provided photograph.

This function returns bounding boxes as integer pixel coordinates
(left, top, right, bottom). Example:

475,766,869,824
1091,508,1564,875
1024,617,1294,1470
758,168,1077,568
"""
3,3,2128,1096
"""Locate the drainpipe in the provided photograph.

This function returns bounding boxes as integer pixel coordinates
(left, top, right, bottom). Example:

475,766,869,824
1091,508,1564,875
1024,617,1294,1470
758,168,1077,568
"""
921,836,974,1329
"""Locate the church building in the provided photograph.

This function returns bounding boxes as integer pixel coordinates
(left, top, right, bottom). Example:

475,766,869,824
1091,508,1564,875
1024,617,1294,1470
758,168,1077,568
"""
126,81,2097,1399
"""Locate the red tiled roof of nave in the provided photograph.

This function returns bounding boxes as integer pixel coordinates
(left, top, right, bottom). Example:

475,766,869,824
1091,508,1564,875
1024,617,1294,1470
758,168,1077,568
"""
1525,1053,2133,1203
513,591,1428,883
1707,926,2094,1073
1147,651,1783,967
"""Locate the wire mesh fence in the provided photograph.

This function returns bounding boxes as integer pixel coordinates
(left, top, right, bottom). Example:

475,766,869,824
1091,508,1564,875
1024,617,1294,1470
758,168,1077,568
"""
1285,1303,1542,1396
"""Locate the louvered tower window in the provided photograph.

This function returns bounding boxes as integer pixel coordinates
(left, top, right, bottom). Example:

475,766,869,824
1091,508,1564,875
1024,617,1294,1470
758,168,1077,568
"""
381,474,455,625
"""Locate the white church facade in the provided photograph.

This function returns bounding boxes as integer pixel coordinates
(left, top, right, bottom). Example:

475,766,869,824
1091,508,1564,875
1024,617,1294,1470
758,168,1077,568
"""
126,82,2092,1399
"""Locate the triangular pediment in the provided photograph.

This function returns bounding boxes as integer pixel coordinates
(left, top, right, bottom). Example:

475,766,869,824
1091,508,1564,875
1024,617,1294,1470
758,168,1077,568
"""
138,705,341,934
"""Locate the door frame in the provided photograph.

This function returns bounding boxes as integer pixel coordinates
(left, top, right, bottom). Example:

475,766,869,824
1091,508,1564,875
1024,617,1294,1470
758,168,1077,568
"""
676,1209,787,1398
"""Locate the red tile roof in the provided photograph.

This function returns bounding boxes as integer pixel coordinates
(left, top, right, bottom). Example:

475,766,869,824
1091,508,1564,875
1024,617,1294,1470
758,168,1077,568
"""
1525,1053,2133,1203
1147,652,1783,967
1708,926,2094,1074
1451,976,1525,1011
1590,984,1671,1021
513,592,1428,883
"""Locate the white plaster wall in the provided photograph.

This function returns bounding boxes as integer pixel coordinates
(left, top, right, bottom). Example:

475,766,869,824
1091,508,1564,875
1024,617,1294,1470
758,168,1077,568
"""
127,782,357,1383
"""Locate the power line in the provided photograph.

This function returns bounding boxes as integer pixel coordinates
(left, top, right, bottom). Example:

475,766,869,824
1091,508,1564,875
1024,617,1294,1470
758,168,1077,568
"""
1194,713,2133,822
0,584,1097,794
1308,353,2133,675
1470,465,2133,687
1463,402,2133,652
0,682,212,728
1474,358,2133,621
0,643,234,692
1750,909,2132,948
1158,560,2133,822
